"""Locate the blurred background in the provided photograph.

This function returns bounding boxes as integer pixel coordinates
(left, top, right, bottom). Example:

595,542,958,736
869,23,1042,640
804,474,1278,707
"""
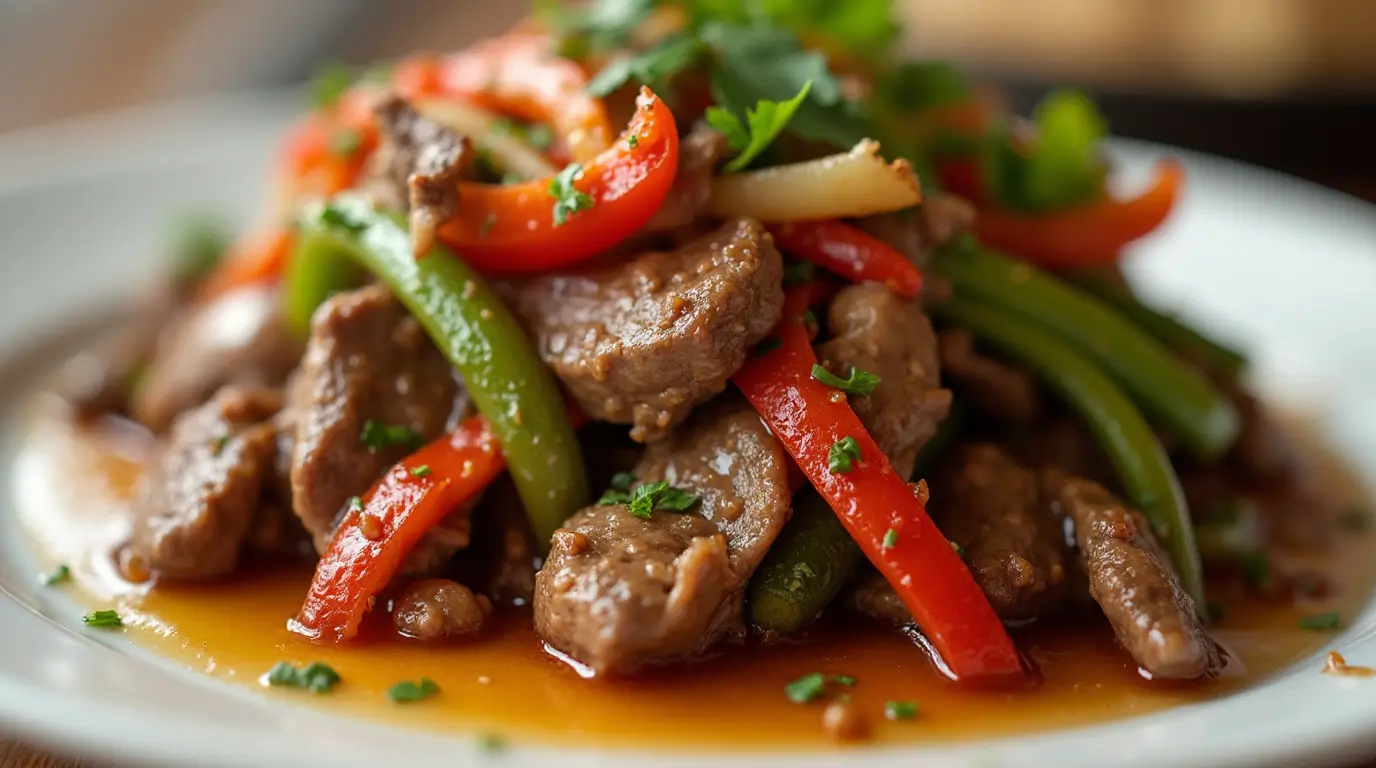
0,0,1373,195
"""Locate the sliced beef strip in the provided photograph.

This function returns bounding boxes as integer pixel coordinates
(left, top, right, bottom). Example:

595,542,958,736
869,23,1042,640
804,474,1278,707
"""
642,122,729,234
938,328,1041,424
507,218,783,442
131,285,303,433
1043,471,1222,680
1013,417,1115,486
535,396,792,674
814,282,951,479
847,444,1072,625
126,386,281,580
366,95,473,256
285,284,474,565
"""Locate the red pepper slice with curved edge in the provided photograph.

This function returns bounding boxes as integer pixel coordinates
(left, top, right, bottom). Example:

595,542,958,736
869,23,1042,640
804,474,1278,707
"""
436,34,613,163
732,287,1023,681
951,159,1184,269
280,88,381,200
197,226,296,301
434,86,678,273
770,220,923,300
291,415,506,643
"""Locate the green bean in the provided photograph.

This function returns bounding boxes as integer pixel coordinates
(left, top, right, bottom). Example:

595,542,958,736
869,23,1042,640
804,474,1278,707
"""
1071,270,1248,381
934,296,1205,608
290,196,589,547
932,242,1239,461
745,404,966,635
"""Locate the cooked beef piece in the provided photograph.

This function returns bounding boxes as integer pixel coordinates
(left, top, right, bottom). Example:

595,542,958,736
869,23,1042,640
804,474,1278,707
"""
131,285,302,433
367,95,473,256
243,501,313,560
643,122,728,234
931,444,1071,619
1014,418,1114,485
1044,471,1221,680
478,479,542,607
393,578,492,641
853,193,975,271
938,329,1041,425
126,386,281,580
284,284,473,563
507,218,784,442
535,396,792,674
844,569,912,627
814,282,951,478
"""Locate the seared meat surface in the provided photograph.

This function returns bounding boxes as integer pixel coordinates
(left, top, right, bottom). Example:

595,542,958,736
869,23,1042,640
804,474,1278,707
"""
366,95,473,256
507,218,783,442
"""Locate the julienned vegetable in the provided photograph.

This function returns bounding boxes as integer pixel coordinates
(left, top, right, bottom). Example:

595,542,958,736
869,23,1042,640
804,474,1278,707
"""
770,220,923,300
733,287,1021,681
709,140,921,222
933,240,1239,462
293,415,507,643
934,296,1206,609
1070,270,1248,381
433,87,679,272
746,404,965,635
290,196,589,545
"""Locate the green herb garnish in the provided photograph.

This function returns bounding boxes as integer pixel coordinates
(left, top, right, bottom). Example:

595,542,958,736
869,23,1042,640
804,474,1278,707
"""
42,564,71,587
885,700,918,720
706,80,813,172
882,528,898,550
832,674,856,686
784,672,827,703
360,420,423,452
811,365,881,396
828,436,862,474
627,479,699,518
549,163,594,226
410,465,432,478
1299,612,1341,631
266,661,341,694
387,677,440,703
586,34,707,97
82,610,123,628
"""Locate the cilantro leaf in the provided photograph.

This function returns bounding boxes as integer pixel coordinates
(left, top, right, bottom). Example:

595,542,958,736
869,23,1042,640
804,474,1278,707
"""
549,163,594,226
597,489,634,506
752,0,899,59
622,479,701,518
810,364,881,396
707,80,813,171
828,436,862,474
360,420,423,453
983,88,1108,212
587,34,707,97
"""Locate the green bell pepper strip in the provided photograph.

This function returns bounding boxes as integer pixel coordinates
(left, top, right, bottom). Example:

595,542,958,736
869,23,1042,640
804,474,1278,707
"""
1069,269,1248,382
289,195,589,547
745,403,967,635
932,240,1239,462
934,296,1205,609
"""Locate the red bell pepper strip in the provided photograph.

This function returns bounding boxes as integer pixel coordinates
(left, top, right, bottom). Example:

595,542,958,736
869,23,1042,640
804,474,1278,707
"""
292,415,506,643
280,88,381,200
965,159,1184,269
436,34,613,163
434,86,678,273
770,220,924,300
732,288,1023,681
197,226,296,301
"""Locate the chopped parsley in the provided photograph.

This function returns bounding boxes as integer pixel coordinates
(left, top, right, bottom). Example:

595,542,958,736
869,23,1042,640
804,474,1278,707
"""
609,471,636,491
949,540,964,557
801,309,817,327
265,661,341,694
810,365,881,396
1299,612,1342,631
310,61,355,110
41,564,71,587
828,436,862,474
754,337,783,357
410,465,432,478
82,610,123,628
627,134,639,148
347,496,364,514
885,700,918,720
882,528,898,550
706,80,813,171
782,259,814,285
598,477,699,517
832,674,856,686
548,163,594,226
330,128,363,158
387,677,440,703
784,672,827,703
360,420,423,453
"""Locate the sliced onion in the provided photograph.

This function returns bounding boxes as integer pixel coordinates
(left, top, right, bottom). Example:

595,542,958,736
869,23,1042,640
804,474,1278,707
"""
708,140,922,222
414,98,558,181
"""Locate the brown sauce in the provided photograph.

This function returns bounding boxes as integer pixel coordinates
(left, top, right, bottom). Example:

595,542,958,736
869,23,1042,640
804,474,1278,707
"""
16,396,1376,750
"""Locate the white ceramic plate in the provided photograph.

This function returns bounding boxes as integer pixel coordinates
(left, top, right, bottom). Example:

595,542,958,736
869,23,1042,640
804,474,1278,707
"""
1,93,1375,768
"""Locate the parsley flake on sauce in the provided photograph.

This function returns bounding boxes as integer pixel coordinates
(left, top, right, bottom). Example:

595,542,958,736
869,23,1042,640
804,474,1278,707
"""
784,672,827,703
265,661,341,694
388,677,441,703
885,700,918,720
1298,612,1341,631
82,610,123,629
41,564,71,587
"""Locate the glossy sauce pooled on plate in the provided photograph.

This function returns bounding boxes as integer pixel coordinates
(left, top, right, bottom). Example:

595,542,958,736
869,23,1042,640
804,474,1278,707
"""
18,398,1376,749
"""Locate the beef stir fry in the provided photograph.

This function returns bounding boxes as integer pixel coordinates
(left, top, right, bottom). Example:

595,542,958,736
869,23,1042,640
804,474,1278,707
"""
62,1,1351,691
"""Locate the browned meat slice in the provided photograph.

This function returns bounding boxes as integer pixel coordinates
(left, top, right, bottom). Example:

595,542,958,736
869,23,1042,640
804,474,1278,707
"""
1044,471,1221,680
469,478,541,607
938,328,1040,424
853,193,975,271
814,282,951,478
1014,417,1114,485
508,218,784,442
844,569,912,627
365,95,473,256
393,578,492,641
130,285,303,432
535,396,792,674
126,386,281,580
284,284,472,560
643,122,728,234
